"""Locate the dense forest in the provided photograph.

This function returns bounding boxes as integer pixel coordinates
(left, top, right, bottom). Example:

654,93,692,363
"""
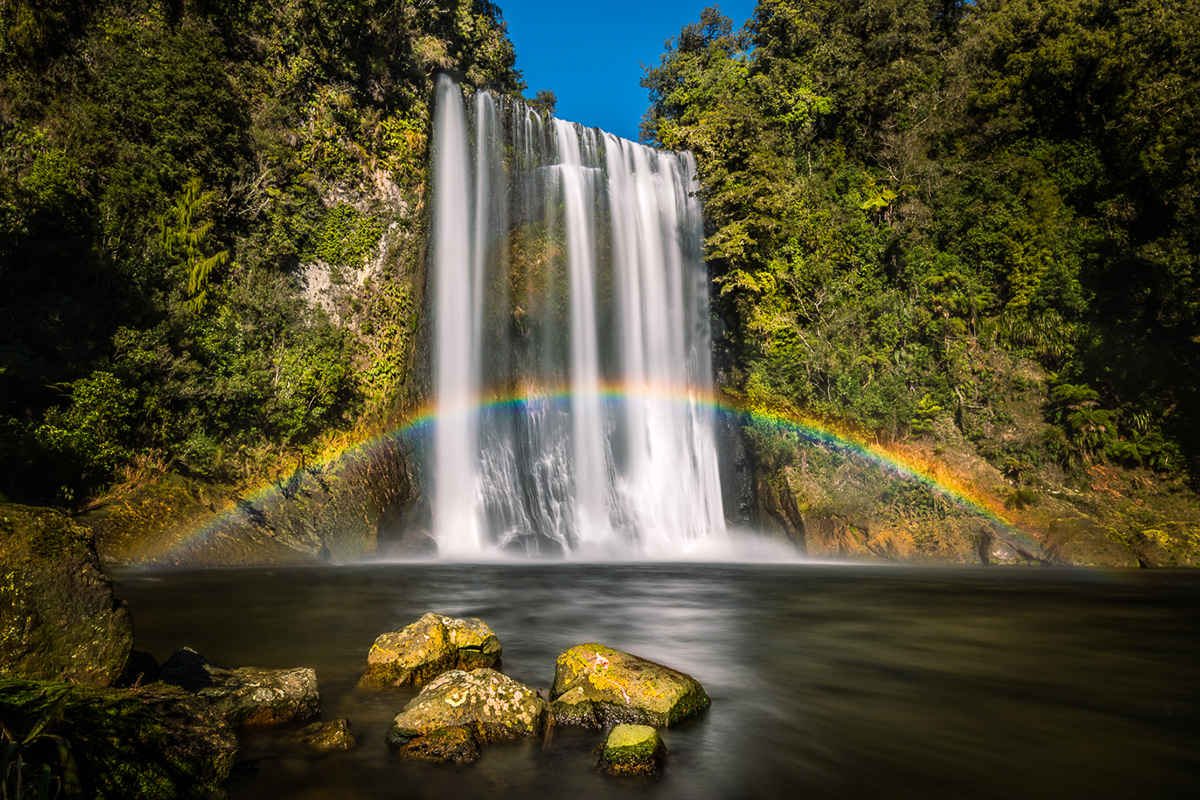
642,0,1199,539
1,0,1198,564
0,0,523,504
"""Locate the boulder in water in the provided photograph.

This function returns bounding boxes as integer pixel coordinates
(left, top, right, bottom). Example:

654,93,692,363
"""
395,726,479,763
597,723,667,776
550,644,710,727
0,505,132,685
160,647,320,728
285,718,357,751
360,613,501,687
386,668,547,762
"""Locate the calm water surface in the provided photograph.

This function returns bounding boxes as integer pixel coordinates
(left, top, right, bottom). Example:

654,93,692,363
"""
111,564,1200,799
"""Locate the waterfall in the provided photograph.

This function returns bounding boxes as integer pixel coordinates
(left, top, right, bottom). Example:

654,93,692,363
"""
429,75,727,558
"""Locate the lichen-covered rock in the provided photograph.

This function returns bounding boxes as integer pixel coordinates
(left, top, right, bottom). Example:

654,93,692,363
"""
285,718,357,751
385,668,547,761
359,613,501,687
550,644,710,727
0,677,236,799
0,504,133,686
597,724,667,776
160,647,320,728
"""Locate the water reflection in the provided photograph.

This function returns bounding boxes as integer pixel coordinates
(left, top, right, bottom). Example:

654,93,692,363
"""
112,565,1200,799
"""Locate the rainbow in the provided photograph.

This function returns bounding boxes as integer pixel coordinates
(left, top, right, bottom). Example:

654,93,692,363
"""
151,383,1047,564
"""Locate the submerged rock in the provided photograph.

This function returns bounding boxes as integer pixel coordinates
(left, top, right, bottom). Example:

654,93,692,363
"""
0,677,236,799
0,504,133,686
161,647,320,728
360,613,501,687
286,718,357,751
395,726,478,763
597,724,667,776
550,644,710,727
386,668,547,762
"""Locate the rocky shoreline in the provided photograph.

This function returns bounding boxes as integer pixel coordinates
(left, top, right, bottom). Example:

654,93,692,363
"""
2,509,710,795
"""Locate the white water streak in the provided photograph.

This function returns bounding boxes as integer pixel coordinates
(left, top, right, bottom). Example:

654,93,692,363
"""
431,76,482,555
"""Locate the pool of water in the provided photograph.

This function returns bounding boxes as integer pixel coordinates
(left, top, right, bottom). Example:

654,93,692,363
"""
111,564,1200,799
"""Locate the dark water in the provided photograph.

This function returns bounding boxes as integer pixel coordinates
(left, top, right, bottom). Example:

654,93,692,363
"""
111,564,1200,799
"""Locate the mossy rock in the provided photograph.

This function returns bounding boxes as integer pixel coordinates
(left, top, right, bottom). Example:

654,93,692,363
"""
360,613,501,687
0,677,236,799
285,718,357,752
550,644,710,728
386,669,547,761
597,724,667,776
394,725,478,763
0,504,132,685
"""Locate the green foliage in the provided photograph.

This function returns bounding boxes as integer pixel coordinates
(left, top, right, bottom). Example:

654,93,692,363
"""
0,678,232,800
106,276,358,480
528,89,557,116
1004,488,1040,510
742,417,799,472
160,177,229,313
303,204,384,271
910,393,942,436
1,691,82,800
0,0,523,500
881,481,952,520
34,372,135,481
645,0,1200,470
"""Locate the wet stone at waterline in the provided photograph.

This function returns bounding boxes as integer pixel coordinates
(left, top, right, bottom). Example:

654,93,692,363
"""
160,647,320,728
550,644,710,727
386,668,548,763
597,724,668,776
359,613,502,688
285,718,357,752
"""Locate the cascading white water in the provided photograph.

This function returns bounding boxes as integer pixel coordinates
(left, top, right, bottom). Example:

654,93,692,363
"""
430,75,727,558
431,76,481,556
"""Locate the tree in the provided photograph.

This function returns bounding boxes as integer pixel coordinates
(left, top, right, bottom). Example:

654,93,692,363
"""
159,177,228,314
528,89,556,116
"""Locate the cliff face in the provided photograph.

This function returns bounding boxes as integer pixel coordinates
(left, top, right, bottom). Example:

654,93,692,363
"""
744,357,1200,568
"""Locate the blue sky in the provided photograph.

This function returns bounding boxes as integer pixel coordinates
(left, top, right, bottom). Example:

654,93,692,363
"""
497,2,758,142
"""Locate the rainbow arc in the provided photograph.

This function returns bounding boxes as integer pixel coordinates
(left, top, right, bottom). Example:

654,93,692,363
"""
156,384,1048,562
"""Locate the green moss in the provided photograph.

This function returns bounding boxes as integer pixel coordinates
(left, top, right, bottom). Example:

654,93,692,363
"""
598,724,666,776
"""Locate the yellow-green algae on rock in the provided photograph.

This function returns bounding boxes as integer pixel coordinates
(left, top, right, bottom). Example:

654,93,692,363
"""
550,644,710,727
359,613,501,687
386,668,547,762
597,724,667,776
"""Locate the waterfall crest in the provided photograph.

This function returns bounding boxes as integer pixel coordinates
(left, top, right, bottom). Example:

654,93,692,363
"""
430,75,727,558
